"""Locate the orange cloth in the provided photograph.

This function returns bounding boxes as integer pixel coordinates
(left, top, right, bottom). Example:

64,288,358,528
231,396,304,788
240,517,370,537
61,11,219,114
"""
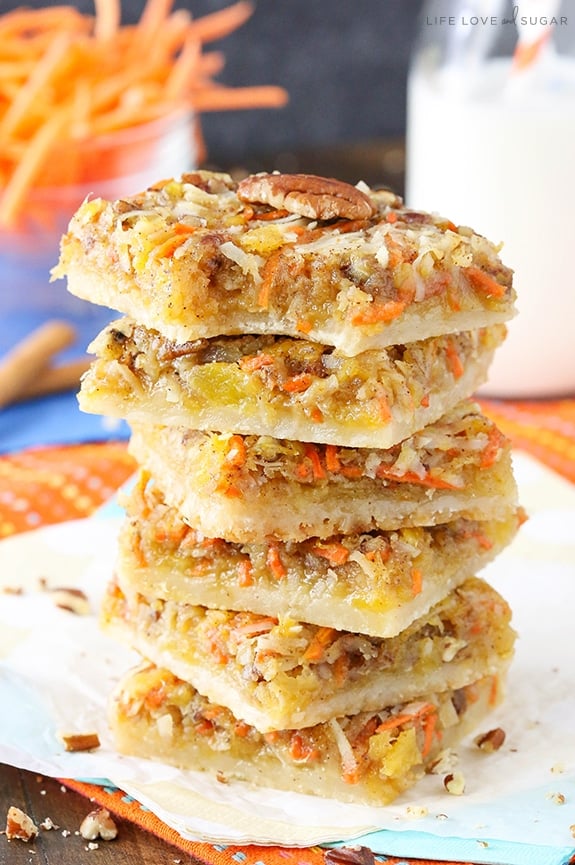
1,398,574,865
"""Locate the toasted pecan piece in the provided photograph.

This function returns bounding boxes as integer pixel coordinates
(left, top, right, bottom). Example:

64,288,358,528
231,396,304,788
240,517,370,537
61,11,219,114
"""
60,731,101,752
5,806,38,842
237,172,376,221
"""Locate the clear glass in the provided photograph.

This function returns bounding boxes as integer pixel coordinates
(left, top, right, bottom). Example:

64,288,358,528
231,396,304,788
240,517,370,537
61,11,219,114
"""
0,110,197,359
406,0,575,397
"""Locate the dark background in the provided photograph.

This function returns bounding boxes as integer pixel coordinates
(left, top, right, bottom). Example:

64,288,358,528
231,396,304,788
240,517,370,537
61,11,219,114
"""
6,0,425,168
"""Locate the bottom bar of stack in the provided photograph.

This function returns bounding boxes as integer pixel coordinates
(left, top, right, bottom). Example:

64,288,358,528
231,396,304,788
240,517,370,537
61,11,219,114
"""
109,662,507,807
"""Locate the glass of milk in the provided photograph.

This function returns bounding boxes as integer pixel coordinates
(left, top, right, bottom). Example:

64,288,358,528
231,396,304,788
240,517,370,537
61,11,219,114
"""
406,0,575,398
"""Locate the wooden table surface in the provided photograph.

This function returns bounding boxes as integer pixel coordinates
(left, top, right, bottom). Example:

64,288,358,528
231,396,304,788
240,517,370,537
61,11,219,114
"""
0,764,198,864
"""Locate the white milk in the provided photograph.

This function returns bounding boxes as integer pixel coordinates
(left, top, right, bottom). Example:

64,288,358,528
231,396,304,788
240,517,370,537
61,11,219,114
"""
406,57,575,398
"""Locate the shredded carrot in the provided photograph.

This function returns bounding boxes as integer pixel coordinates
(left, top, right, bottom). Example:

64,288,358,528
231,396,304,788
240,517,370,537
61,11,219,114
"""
445,338,465,379
342,766,362,786
302,626,336,662
239,353,274,372
340,464,363,479
185,0,254,43
266,543,287,580
480,426,504,469
488,674,499,706
375,464,458,490
468,530,493,550
303,443,325,480
421,708,440,757
232,616,277,638
296,319,312,334
94,0,121,41
351,299,406,326
131,533,148,569
253,207,290,221
385,235,404,268
237,558,253,587
378,393,392,423
375,702,435,734
144,683,167,709
218,483,243,498
333,653,349,687
512,32,551,71
446,284,462,312
234,720,251,738
385,210,398,223
194,718,214,736
295,462,310,480
207,638,229,665
190,85,289,112
224,434,247,468
263,731,280,744
310,406,324,423
149,230,196,259
153,524,189,545
411,566,423,597
288,732,320,763
465,266,507,298
325,444,341,473
137,0,175,40
214,434,246,497
201,704,224,721
465,682,480,704
257,247,283,308
282,373,313,393
311,542,350,566
0,1,287,227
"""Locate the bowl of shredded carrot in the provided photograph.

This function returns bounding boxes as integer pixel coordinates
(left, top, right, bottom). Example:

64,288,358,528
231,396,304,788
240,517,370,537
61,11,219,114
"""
0,0,287,357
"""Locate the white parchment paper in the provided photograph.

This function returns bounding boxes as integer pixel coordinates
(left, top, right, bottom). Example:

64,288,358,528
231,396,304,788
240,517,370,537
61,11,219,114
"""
0,451,574,857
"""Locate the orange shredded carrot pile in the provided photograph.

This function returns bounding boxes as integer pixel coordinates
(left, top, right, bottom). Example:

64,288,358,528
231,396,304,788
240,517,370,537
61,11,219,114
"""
0,0,288,227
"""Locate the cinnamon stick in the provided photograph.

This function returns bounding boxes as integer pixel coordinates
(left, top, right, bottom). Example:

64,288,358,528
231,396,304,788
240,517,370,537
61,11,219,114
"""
0,320,76,408
15,357,91,402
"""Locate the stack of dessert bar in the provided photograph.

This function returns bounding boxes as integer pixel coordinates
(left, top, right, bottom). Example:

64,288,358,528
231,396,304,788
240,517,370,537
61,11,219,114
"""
54,171,521,805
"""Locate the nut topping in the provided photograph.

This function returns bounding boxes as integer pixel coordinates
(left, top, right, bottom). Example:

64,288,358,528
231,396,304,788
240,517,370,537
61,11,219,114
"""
474,727,506,753
50,587,91,615
5,806,38,842
237,173,377,221
79,807,118,841
60,731,101,752
324,845,376,865
444,770,466,796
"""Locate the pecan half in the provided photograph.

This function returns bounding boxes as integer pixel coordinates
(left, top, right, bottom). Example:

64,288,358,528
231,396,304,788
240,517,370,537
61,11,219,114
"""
237,173,376,221
325,846,375,865
79,808,118,841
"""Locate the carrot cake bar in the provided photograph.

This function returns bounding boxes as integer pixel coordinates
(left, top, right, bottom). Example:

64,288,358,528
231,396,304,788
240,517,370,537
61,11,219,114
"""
109,661,509,805
126,400,517,542
101,576,515,732
53,171,516,355
119,472,522,638
79,320,506,449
